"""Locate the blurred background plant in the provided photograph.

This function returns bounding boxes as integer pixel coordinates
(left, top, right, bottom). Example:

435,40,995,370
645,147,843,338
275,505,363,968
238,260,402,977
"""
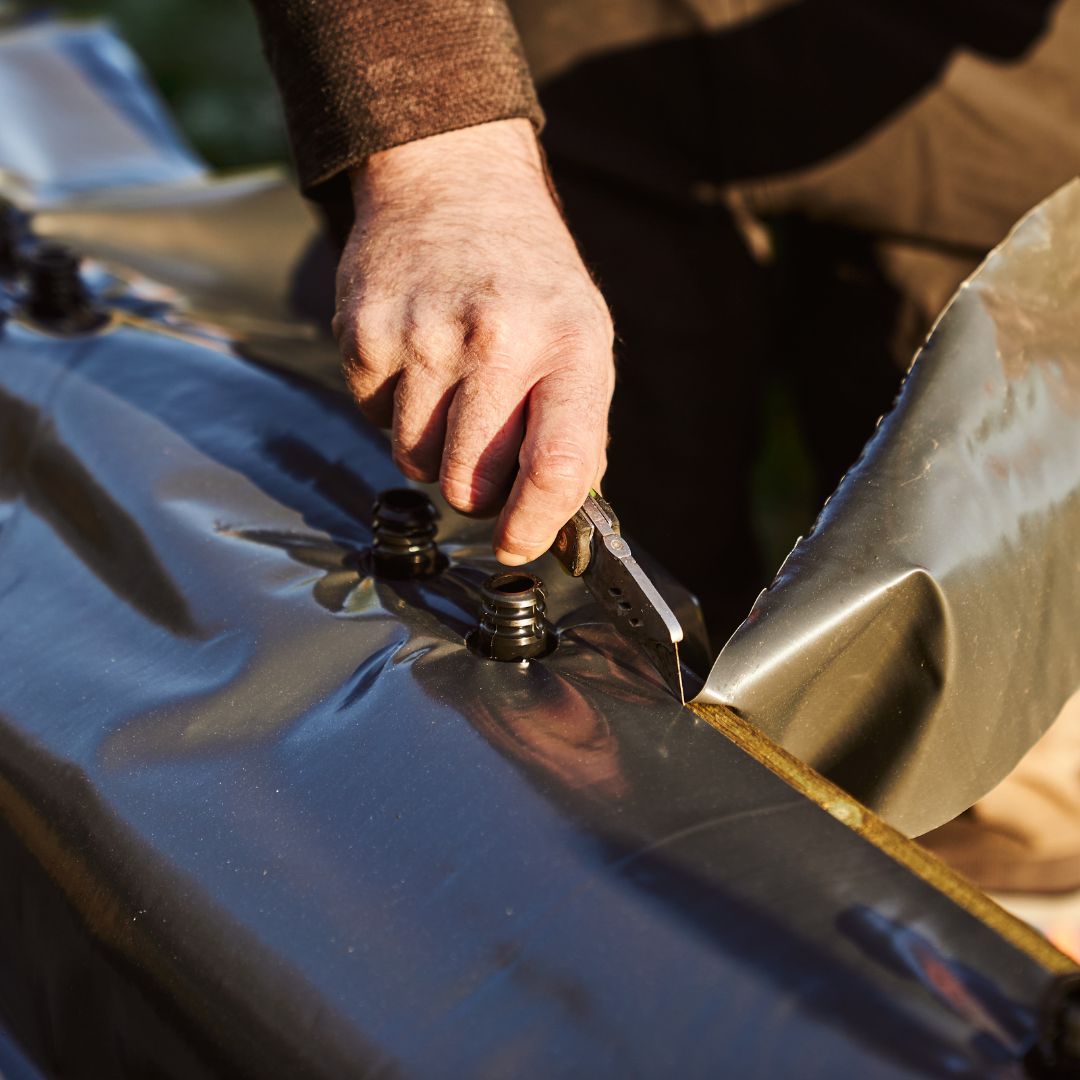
60,0,289,169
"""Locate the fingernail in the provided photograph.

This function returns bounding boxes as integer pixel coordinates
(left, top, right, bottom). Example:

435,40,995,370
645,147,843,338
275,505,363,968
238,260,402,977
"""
495,548,530,567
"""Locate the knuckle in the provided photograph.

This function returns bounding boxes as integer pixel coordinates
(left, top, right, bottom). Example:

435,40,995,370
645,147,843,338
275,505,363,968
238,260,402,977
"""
440,451,497,508
392,436,418,468
337,295,395,352
392,405,432,470
565,304,613,348
330,308,349,345
440,449,477,488
470,353,527,390
463,286,614,379
342,356,380,402
499,520,550,556
469,466,505,504
337,324,373,367
522,439,591,495
392,422,436,476
406,352,453,389
404,318,460,366
469,306,513,351
340,333,399,402
534,317,615,379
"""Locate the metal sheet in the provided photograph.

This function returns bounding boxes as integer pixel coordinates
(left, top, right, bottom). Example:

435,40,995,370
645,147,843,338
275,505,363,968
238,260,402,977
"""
699,179,1080,837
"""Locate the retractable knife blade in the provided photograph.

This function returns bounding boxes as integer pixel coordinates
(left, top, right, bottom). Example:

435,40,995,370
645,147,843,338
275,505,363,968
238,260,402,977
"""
552,493,685,704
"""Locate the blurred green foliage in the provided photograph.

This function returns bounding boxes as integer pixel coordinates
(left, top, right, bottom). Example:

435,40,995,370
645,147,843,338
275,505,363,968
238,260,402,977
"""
751,380,818,575
61,0,290,169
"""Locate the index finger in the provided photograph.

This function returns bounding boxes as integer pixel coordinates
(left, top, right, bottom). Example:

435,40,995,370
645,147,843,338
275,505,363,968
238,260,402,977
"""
493,369,610,565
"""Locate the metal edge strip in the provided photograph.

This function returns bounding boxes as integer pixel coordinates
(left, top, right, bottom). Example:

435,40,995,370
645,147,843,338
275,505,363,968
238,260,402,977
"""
688,701,1077,976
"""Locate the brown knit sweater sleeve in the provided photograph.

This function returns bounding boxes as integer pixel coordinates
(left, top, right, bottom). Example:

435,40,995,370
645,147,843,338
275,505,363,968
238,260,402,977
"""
249,1,543,196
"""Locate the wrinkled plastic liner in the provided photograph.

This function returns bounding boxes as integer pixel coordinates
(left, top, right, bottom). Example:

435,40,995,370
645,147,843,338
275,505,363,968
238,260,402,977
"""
699,179,1080,836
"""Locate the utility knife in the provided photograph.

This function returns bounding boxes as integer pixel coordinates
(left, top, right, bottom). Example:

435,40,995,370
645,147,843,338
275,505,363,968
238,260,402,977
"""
552,492,686,703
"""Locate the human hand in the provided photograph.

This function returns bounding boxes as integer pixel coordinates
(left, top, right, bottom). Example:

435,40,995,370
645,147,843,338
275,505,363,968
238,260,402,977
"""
333,118,615,565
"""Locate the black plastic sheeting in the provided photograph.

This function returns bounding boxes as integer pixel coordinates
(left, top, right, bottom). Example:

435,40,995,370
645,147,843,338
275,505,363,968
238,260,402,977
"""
0,284,1063,1079
0,19,1071,1078
701,180,1080,836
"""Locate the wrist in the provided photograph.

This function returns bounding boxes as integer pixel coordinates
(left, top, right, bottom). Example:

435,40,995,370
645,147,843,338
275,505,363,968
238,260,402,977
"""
349,118,545,208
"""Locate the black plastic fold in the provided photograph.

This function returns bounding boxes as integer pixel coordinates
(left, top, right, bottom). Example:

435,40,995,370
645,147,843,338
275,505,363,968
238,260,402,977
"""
700,179,1080,836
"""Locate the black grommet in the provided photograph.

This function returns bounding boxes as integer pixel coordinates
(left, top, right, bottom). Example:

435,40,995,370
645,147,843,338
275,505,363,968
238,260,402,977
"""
371,488,441,579
22,242,106,333
471,572,555,662
0,201,18,278
1027,973,1080,1078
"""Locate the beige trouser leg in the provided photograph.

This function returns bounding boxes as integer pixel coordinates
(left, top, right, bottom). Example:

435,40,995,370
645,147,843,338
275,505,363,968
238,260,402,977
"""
921,695,1080,893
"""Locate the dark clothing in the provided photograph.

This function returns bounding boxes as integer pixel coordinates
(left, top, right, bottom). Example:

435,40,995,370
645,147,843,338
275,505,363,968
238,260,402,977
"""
248,0,541,193
251,0,1078,231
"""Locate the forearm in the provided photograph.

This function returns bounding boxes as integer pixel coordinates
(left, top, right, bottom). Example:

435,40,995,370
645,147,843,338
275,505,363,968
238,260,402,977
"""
248,0,543,195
